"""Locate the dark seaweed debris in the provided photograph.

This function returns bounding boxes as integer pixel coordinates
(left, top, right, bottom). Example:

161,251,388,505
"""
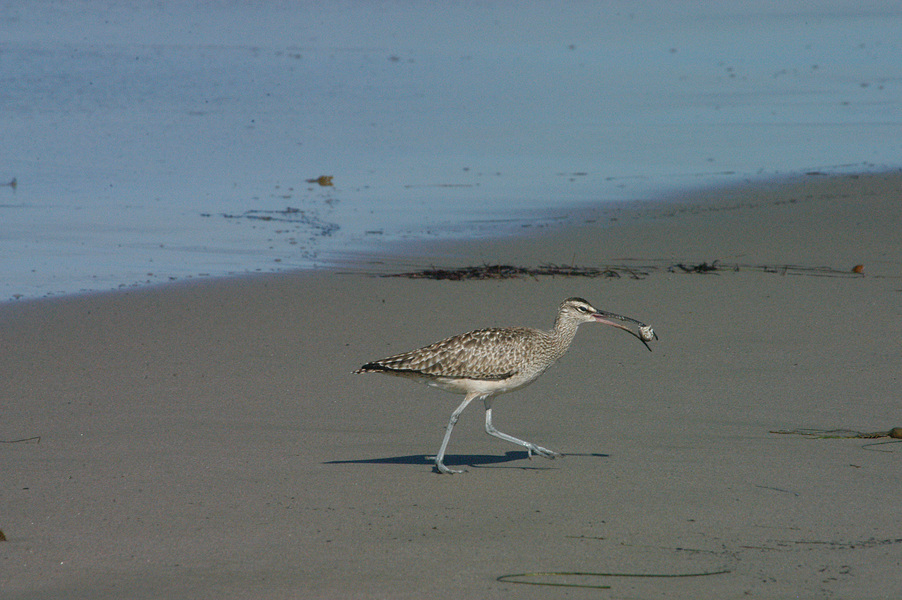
668,261,863,277
771,427,902,439
670,261,724,274
383,264,649,281
383,261,866,281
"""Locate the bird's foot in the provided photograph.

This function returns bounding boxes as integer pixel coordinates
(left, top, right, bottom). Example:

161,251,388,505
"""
434,461,465,474
525,444,561,460
429,456,466,474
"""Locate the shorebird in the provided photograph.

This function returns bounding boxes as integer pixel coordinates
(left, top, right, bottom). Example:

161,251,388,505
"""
355,297,657,474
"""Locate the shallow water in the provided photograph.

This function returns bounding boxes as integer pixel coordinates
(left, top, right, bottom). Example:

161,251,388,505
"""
1,1,900,300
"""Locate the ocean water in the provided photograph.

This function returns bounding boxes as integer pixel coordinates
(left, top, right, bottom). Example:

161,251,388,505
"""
1,1,900,300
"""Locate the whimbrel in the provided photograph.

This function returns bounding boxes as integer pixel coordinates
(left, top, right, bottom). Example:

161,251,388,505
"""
355,297,656,474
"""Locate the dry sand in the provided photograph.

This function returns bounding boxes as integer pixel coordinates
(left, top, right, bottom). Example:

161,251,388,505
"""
1,172,900,598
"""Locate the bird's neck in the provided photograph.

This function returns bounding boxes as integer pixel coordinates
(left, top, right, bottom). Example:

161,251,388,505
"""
550,317,581,357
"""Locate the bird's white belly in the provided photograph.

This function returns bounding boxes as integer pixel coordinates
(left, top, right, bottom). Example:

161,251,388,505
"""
425,370,542,396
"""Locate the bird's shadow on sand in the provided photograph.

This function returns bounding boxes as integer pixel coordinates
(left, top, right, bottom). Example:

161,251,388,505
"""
325,451,608,470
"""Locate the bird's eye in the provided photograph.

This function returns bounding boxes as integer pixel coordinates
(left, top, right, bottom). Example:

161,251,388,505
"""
577,306,588,313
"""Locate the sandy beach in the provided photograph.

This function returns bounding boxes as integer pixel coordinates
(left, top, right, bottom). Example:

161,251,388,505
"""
1,172,901,598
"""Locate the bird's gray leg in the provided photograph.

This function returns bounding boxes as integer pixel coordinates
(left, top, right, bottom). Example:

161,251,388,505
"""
483,398,561,460
431,392,482,474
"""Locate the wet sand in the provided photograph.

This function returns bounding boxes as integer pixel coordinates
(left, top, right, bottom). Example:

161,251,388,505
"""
1,172,901,598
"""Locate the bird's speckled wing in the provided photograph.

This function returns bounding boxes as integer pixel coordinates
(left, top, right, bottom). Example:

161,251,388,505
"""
358,327,541,381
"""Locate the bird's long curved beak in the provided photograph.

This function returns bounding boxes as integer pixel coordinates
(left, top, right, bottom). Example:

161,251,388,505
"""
593,311,658,351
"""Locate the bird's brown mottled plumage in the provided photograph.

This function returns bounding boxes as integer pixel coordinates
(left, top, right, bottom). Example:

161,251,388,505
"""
358,327,544,380
354,297,655,474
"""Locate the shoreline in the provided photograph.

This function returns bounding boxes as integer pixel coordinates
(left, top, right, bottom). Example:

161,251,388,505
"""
2,172,900,599
6,169,898,305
